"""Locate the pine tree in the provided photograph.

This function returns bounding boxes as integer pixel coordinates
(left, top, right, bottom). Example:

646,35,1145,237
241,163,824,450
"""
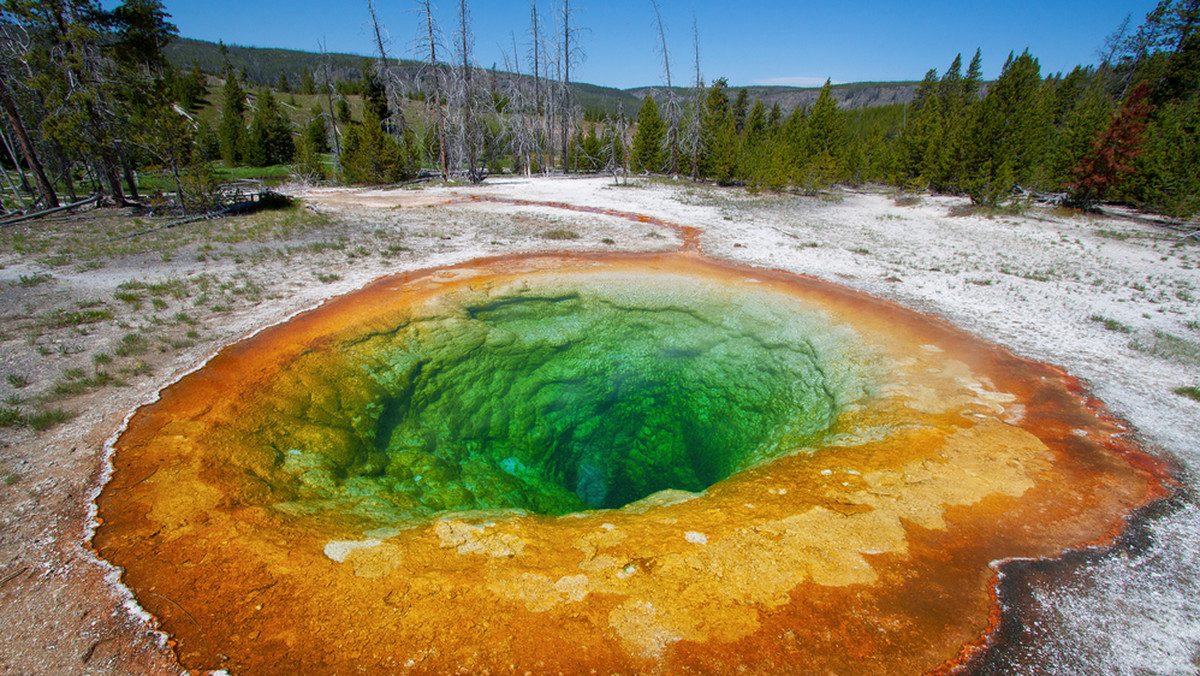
1125,93,1200,216
961,51,1051,204
294,132,327,183
740,99,768,182
304,105,331,154
301,68,316,95
913,68,940,108
767,103,783,134
361,63,389,126
1156,30,1200,102
796,80,846,191
700,79,737,182
173,63,207,110
1069,81,1154,209
218,70,247,166
247,90,295,166
964,48,984,101
733,88,750,134
340,104,417,184
899,91,944,188
573,128,603,172
1052,86,1114,187
939,54,964,112
631,95,666,173
132,92,195,209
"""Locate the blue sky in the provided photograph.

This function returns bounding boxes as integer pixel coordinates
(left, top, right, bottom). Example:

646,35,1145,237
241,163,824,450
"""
151,1,1158,88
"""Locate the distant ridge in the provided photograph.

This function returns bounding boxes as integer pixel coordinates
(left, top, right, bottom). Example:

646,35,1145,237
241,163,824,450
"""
165,37,917,113
628,82,918,112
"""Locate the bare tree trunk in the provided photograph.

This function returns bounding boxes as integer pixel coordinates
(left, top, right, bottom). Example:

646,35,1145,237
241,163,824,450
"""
367,0,407,134
0,121,30,207
55,144,77,202
0,143,27,208
98,153,127,206
368,0,390,71
317,41,342,181
689,14,703,181
455,0,481,182
0,120,32,195
0,78,58,208
651,0,678,175
122,152,139,201
503,33,533,175
418,0,449,180
530,0,550,173
559,0,571,173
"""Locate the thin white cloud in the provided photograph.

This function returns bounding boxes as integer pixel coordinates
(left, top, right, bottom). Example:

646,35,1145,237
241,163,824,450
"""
750,76,840,87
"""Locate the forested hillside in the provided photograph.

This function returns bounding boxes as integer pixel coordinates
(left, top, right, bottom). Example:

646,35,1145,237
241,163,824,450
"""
162,37,919,118
1,0,1197,219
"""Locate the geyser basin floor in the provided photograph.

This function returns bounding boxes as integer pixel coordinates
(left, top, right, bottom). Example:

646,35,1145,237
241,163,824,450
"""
93,251,1169,674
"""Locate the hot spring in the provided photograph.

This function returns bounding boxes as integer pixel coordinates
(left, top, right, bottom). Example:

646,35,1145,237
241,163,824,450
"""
93,249,1169,674
268,272,867,521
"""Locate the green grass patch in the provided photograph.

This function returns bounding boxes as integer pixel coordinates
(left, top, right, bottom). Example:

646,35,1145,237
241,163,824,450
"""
1089,314,1133,333
0,406,23,427
117,278,190,299
49,370,119,399
48,308,114,328
17,272,52,287
314,272,341,283
114,290,144,308
28,407,75,431
542,229,581,240
1174,386,1200,402
212,163,295,184
6,374,29,388
118,361,152,378
114,333,149,357
1130,330,1200,365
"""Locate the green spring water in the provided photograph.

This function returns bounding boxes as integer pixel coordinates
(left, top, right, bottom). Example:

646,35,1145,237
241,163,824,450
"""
255,275,873,522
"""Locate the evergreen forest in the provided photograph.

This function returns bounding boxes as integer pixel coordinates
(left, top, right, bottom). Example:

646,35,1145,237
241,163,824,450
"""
1,0,1198,219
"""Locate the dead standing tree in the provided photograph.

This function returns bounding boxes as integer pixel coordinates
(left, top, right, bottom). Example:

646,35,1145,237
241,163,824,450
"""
528,0,551,173
650,0,679,175
449,0,484,182
366,0,408,134
500,33,536,175
0,78,58,209
687,13,704,181
556,0,585,172
318,40,342,181
0,22,59,208
415,0,450,179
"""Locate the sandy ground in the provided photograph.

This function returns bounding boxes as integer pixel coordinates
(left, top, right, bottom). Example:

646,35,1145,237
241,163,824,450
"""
0,175,1197,674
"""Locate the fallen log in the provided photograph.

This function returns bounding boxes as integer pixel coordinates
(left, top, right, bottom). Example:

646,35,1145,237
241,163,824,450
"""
0,195,99,227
